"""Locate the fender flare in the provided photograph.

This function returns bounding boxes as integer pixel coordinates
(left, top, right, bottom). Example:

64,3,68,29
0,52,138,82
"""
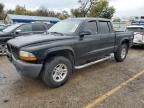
44,46,76,60
119,38,129,47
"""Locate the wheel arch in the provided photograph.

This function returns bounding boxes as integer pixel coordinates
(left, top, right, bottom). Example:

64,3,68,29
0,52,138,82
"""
121,39,130,48
40,47,75,75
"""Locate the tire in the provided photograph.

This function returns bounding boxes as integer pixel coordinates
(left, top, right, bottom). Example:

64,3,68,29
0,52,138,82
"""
0,44,7,56
42,56,72,88
114,44,128,62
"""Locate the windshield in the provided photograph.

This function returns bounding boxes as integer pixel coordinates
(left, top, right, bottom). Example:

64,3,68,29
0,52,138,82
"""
127,27,144,32
48,20,81,35
2,24,21,33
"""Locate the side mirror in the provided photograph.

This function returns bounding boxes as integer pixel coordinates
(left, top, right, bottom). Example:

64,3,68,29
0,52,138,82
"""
79,31,91,37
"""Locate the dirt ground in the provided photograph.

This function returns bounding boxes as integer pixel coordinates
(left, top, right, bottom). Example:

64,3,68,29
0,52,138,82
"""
0,47,144,108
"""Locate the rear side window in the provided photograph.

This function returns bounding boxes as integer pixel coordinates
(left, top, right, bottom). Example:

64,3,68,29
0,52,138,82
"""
83,21,98,35
32,24,46,31
16,24,32,32
99,21,110,33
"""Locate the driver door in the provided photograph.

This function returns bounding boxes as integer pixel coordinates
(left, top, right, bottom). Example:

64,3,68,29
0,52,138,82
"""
75,20,101,64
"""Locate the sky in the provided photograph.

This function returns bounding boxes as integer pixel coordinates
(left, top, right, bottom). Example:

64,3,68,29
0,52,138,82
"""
0,0,144,17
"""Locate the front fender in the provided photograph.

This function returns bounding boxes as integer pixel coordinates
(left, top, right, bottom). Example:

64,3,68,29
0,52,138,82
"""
43,46,75,60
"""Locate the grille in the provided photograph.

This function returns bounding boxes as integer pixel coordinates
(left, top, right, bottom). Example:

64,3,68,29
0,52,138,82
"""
7,44,19,59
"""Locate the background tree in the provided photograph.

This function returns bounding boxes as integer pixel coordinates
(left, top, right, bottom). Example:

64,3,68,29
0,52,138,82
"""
71,8,84,17
7,9,15,14
58,10,70,19
113,17,121,22
6,5,70,19
89,0,115,19
35,6,49,16
0,3,4,20
79,0,97,16
71,0,115,19
15,5,26,15
71,0,97,17
0,3,4,13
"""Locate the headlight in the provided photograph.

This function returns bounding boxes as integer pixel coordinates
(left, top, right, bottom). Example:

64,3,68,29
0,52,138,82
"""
19,50,37,61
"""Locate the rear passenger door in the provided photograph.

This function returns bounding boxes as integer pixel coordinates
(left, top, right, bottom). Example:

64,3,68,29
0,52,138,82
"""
32,24,46,34
98,21,115,54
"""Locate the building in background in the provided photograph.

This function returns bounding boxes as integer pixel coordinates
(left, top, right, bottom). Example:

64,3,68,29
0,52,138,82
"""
4,14,60,24
112,21,131,31
131,16,144,26
112,16,131,31
112,16,144,31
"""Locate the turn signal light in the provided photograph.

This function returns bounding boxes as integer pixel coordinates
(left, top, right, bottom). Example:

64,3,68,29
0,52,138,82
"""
19,50,37,61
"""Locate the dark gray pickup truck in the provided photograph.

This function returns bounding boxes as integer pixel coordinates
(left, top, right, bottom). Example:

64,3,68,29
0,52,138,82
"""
7,18,134,88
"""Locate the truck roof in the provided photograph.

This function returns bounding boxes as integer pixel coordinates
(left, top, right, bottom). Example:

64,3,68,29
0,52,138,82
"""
68,17,111,22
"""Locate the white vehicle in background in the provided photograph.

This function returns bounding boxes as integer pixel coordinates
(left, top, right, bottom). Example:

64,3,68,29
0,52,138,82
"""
127,25,144,46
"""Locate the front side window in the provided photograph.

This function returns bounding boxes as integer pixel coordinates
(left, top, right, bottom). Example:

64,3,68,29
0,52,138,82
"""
83,21,98,35
48,20,81,34
16,24,32,32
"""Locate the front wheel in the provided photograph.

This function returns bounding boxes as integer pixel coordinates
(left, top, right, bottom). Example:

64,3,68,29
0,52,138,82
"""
114,44,128,62
42,56,72,88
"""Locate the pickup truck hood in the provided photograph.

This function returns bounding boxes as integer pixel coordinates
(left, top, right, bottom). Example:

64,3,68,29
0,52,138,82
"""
8,34,73,48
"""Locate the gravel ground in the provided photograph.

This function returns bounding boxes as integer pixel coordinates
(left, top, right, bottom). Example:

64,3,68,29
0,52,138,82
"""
0,47,144,108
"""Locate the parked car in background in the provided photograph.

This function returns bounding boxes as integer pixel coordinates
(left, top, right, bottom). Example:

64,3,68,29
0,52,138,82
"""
7,18,133,88
0,23,53,55
127,25,144,46
0,24,10,31
0,25,5,31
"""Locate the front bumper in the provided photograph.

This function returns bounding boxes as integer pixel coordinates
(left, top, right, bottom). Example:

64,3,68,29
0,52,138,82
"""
8,54,42,78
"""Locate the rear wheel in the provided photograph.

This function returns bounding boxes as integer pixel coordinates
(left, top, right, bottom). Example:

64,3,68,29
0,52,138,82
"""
114,44,128,62
0,44,7,56
42,56,72,88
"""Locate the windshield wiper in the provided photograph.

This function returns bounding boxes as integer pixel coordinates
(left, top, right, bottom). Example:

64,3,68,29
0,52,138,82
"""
49,32,64,36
